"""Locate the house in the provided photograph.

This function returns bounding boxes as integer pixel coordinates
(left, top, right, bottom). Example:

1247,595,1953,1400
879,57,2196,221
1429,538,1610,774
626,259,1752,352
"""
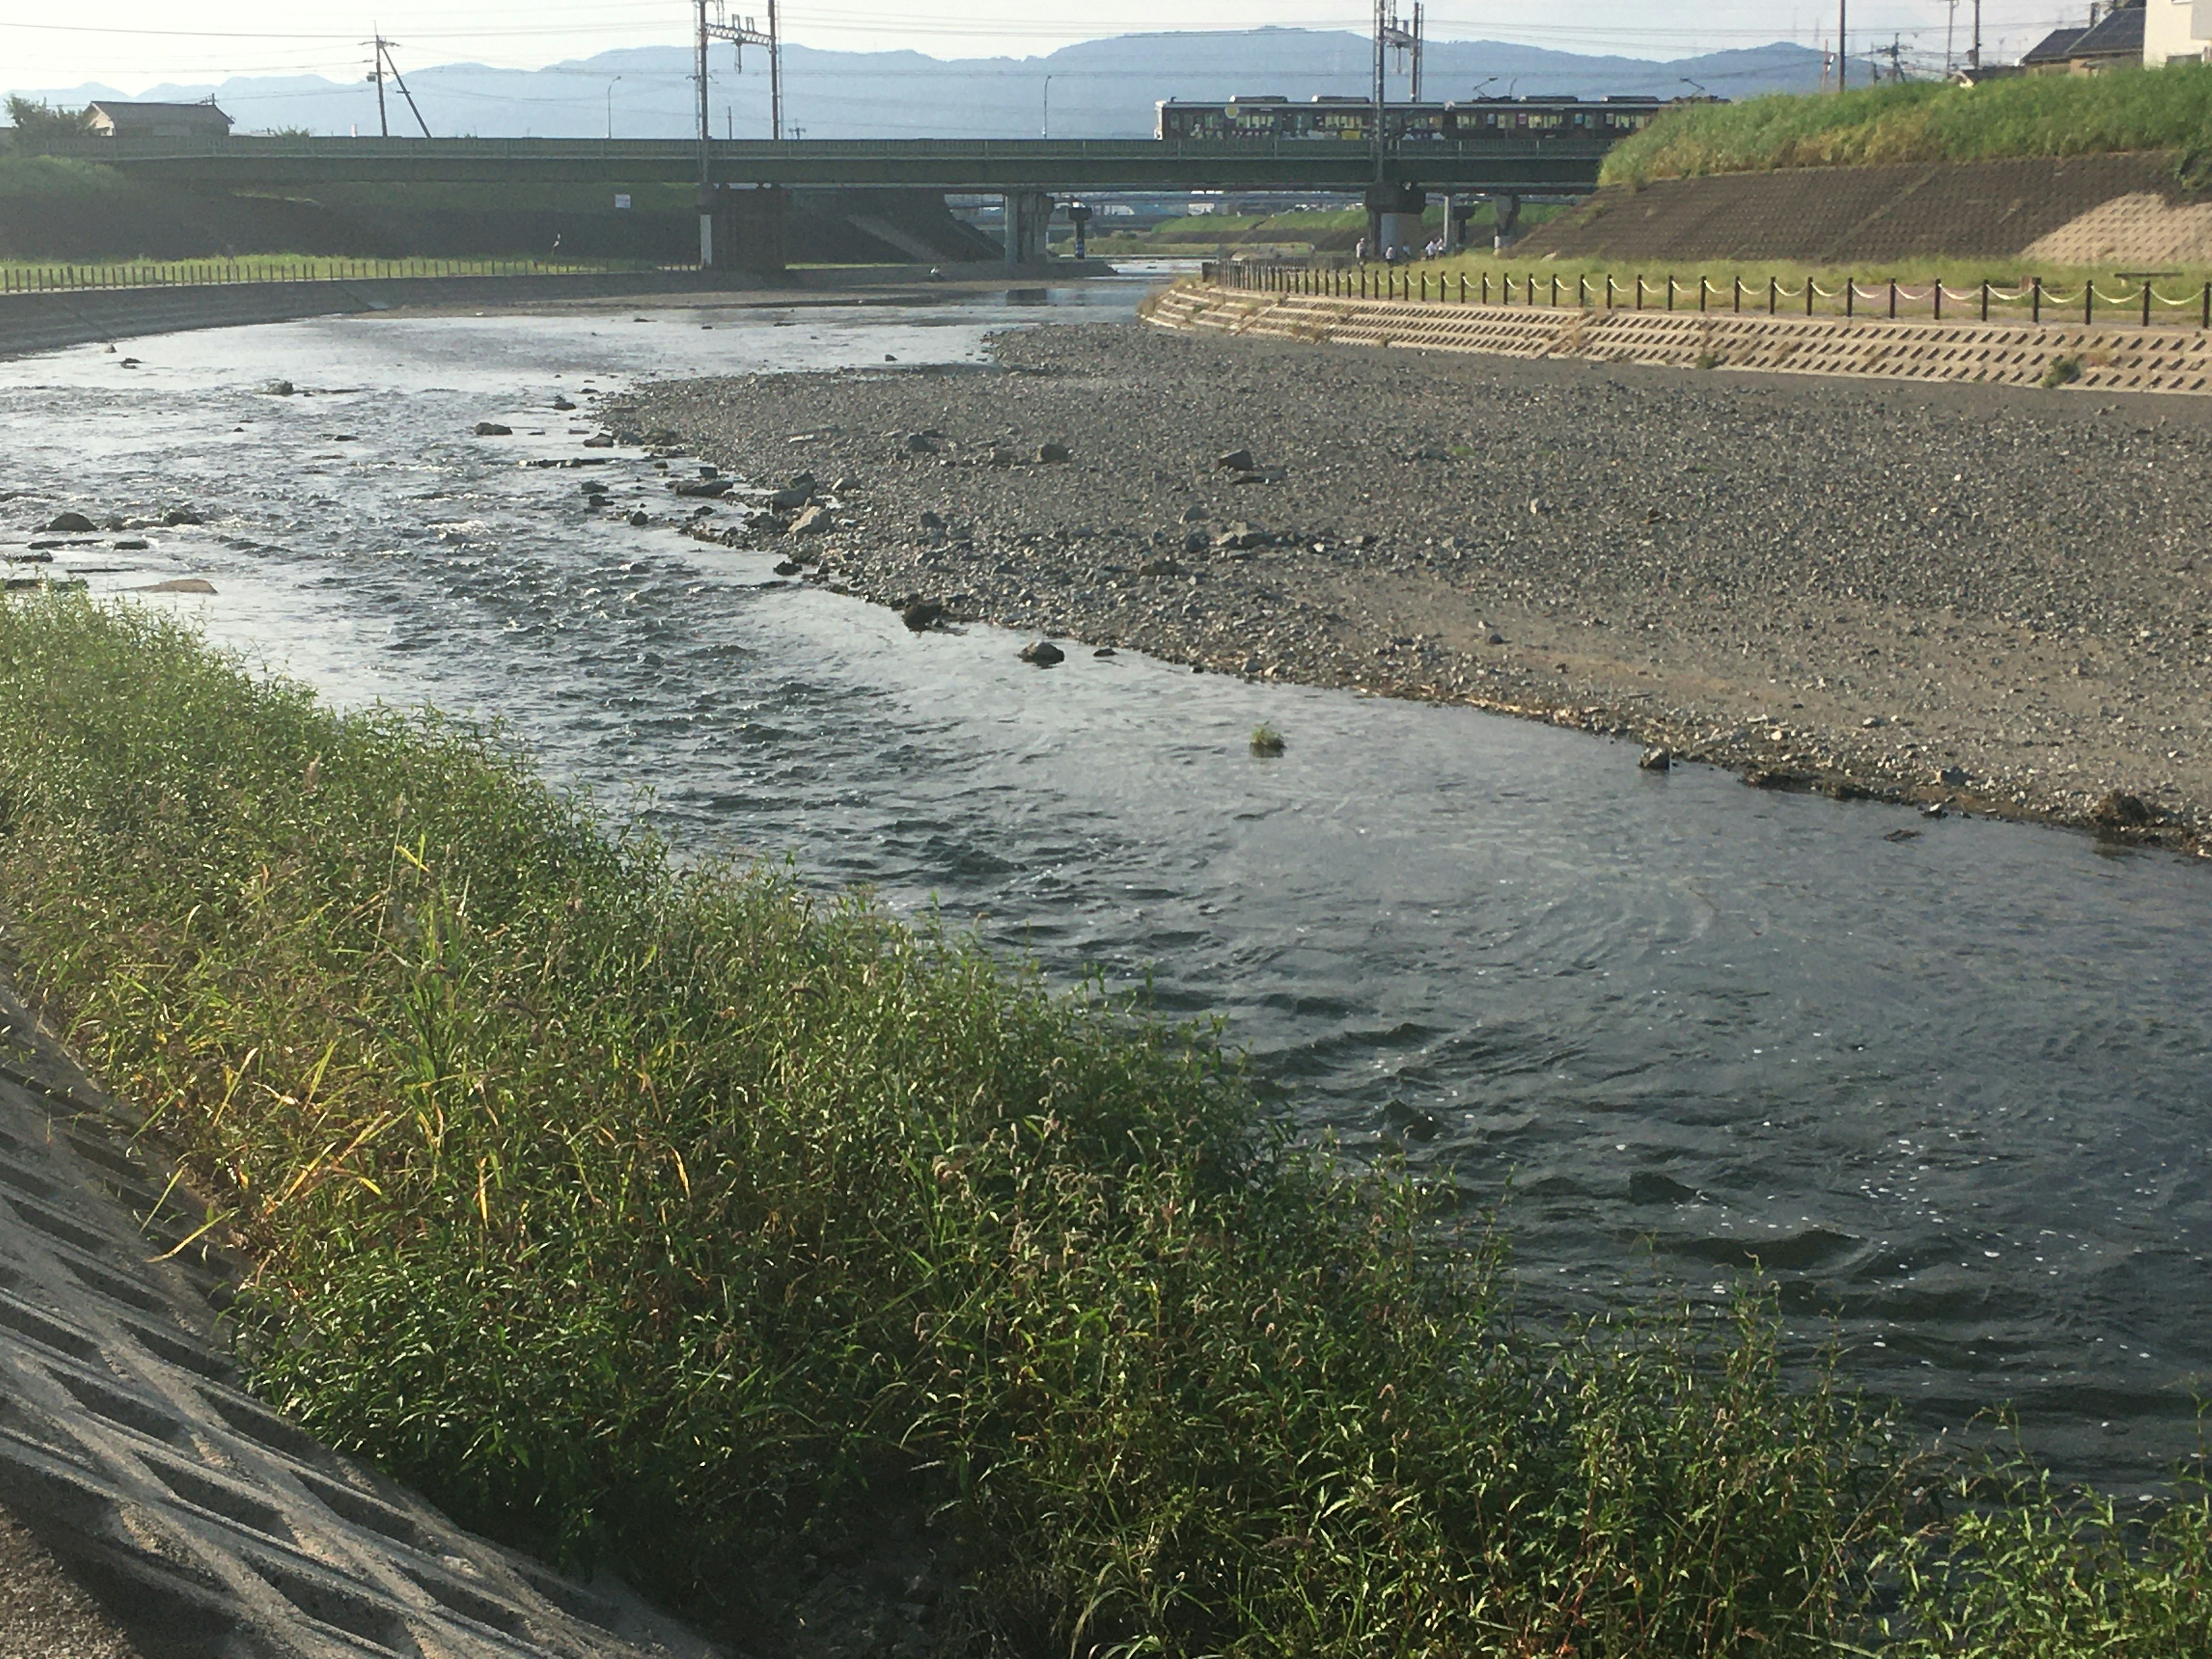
2021,1,2147,73
83,101,233,139
2144,0,2212,63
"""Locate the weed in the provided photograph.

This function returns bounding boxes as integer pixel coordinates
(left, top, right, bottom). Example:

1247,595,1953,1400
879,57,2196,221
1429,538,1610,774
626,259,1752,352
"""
0,593,2199,1655
1695,349,1722,370
1605,63,2212,187
1249,723,1285,756
2041,355,2083,388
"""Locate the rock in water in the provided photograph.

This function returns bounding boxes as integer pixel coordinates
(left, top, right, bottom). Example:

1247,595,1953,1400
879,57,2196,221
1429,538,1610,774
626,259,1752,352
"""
134,578,217,594
1019,640,1065,667
787,503,833,536
474,421,513,436
900,597,946,631
551,395,576,410
2094,790,2152,828
1215,448,1255,472
160,506,204,526
1638,747,1672,771
39,512,97,534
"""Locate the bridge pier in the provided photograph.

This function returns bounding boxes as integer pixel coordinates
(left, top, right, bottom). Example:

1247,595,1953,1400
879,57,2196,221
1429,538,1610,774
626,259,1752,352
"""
1488,192,1522,253
702,185,789,278
1363,183,1426,262
1002,191,1053,267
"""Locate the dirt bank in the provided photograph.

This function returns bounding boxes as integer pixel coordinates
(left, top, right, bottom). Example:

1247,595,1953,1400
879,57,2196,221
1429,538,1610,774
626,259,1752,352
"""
627,320,2212,853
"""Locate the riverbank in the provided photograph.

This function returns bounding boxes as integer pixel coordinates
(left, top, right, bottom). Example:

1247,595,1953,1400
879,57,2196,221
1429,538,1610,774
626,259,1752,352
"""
628,319,2212,854
0,262,1107,358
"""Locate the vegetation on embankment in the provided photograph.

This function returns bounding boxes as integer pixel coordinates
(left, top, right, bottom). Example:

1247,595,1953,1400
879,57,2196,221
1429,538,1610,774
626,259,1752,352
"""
1372,250,2212,324
1603,63,2212,188
0,593,2207,1656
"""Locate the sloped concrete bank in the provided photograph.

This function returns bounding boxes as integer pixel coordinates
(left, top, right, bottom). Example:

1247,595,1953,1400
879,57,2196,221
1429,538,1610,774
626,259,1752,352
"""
1145,280,2212,396
1521,152,2205,266
0,972,719,1658
0,261,1107,359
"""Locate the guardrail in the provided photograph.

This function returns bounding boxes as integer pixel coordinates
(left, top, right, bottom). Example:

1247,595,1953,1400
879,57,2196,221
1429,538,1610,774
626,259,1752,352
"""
1211,259,2212,331
0,257,690,295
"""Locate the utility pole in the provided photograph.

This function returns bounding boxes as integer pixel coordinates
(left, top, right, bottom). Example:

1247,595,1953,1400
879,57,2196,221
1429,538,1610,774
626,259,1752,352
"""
363,34,430,138
1372,0,1388,183
1971,0,1982,70
697,0,781,147
1945,0,1957,75
1837,0,1847,90
1382,3,1423,103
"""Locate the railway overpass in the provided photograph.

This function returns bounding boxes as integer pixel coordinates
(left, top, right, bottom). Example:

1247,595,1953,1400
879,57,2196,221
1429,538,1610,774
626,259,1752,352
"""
48,134,1613,267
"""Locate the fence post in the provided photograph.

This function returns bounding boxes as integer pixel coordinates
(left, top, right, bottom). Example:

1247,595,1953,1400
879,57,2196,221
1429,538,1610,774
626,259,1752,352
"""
2141,277,2152,328
2203,278,2210,330
1805,278,1814,317
1768,276,1777,315
2084,279,2093,325
1697,276,1707,313
2032,276,2041,324
1634,274,1643,310
1888,277,1897,320
1845,279,1854,319
1460,272,1467,302
1933,276,1942,321
1732,275,1741,313
1665,275,1675,312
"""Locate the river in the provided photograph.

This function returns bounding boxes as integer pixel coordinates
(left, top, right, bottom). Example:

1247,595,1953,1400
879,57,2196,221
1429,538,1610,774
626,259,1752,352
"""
3,278,2207,1493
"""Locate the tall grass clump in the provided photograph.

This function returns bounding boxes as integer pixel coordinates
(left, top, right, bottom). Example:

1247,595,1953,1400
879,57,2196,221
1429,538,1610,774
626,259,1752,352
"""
1604,63,2212,187
0,593,2196,1654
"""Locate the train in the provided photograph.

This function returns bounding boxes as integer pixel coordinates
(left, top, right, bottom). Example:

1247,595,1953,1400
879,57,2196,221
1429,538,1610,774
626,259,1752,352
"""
1154,94,1681,145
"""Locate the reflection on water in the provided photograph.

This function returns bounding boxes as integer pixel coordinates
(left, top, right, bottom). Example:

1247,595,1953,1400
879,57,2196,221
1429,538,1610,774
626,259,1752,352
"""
3,283,2207,1491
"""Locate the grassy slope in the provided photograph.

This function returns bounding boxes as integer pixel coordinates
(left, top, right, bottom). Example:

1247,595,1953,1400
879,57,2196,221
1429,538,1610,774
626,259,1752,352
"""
0,594,2206,1656
1603,63,2212,187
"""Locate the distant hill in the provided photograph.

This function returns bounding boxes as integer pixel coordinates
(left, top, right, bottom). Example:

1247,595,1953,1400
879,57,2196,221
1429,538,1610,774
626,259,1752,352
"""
13,29,1823,142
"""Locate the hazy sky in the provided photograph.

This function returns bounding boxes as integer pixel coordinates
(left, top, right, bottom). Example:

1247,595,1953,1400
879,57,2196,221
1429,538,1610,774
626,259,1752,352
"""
5,1,2085,93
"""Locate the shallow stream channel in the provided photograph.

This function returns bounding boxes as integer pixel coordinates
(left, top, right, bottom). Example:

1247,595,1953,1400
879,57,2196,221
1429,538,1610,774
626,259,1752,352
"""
3,278,2207,1497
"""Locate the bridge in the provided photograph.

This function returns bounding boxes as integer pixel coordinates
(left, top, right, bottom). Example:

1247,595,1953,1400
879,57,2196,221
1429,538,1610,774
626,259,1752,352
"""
59,134,1607,194
50,134,1609,268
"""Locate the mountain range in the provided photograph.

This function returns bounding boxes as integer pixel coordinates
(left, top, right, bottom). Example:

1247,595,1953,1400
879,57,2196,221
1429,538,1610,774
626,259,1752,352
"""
17,29,1824,142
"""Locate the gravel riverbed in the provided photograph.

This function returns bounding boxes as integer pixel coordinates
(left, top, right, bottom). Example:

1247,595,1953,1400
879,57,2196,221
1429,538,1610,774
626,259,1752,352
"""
626,318,2212,853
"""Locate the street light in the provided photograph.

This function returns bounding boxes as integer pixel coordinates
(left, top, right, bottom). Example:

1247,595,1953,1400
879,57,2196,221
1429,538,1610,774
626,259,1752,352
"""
1041,73,1054,138
605,75,622,139
1679,76,1709,96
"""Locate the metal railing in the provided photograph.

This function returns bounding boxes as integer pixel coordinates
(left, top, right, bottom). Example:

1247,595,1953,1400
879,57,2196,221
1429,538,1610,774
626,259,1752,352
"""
0,256,684,295
1212,260,2212,331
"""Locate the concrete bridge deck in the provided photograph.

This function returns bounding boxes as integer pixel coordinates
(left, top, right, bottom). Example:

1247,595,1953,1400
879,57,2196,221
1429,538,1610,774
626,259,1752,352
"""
50,135,1607,195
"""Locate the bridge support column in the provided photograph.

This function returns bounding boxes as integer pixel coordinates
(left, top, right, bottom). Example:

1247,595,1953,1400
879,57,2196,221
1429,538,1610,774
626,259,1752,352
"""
706,185,788,277
1488,192,1522,253
1002,191,1052,267
1363,183,1426,262
1441,194,1479,253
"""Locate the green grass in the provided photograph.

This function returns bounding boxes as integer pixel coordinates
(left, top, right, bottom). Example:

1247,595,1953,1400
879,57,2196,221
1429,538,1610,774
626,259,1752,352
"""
1603,62,2212,188
0,253,672,292
1276,252,2212,327
0,593,2206,1654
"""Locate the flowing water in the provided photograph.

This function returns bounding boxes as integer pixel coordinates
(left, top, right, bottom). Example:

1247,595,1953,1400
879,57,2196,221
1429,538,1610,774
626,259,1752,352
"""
3,283,2207,1492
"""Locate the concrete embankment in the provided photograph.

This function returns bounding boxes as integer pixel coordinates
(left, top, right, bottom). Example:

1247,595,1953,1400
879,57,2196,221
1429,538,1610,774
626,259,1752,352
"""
0,260,1109,359
1145,280,2212,396
0,974,718,1657
1522,152,2211,267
